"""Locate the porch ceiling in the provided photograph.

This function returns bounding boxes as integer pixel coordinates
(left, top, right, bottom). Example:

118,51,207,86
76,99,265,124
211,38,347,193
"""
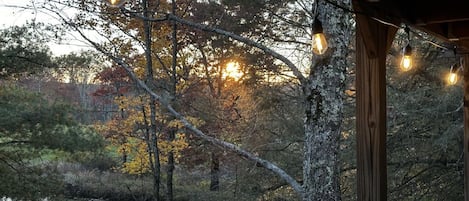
354,0,469,51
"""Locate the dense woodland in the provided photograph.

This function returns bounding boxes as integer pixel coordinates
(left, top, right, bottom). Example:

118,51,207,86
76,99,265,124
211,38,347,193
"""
0,0,465,201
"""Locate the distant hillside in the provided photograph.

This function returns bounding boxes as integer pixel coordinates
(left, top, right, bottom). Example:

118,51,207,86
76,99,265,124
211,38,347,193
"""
16,78,118,124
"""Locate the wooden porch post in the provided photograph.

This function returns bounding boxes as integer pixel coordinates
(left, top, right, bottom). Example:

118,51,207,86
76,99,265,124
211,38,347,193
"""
463,54,469,201
354,5,398,200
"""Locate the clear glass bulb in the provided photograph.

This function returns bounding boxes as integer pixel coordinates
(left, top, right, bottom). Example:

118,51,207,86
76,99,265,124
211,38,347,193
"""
400,55,412,71
312,33,328,55
447,72,458,85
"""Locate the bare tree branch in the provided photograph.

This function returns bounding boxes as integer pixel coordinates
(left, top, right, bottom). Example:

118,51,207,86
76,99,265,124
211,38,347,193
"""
166,13,307,85
113,49,304,196
54,10,305,197
119,8,307,85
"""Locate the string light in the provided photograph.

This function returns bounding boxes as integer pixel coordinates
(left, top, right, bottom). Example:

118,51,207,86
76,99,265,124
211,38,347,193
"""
311,0,327,55
400,44,413,71
447,58,463,85
447,64,459,85
104,0,467,87
311,17,328,55
400,26,413,71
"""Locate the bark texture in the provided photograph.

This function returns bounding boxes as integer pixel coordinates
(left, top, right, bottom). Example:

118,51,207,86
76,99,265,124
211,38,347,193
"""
463,54,469,201
302,0,352,200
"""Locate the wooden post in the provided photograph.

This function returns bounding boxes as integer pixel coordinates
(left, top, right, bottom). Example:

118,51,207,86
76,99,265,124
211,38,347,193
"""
463,54,469,201
354,4,398,200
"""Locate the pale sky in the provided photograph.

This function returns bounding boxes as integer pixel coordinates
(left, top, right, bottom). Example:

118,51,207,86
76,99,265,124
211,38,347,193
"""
0,0,33,28
0,0,91,55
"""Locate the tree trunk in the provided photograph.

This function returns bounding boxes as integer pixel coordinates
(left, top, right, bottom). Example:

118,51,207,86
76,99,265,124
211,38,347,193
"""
142,0,160,200
302,0,352,200
166,132,175,201
141,101,160,201
210,151,220,191
150,129,161,201
166,1,177,200
122,148,127,164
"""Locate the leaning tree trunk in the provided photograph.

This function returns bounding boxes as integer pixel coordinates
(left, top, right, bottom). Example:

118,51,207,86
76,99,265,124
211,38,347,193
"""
302,0,352,201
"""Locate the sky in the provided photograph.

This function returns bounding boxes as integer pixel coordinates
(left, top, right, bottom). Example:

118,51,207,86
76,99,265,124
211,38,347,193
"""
0,0,33,28
0,0,309,75
0,0,91,55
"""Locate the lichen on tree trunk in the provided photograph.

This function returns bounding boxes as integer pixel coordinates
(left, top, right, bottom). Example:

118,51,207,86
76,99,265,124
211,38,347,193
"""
302,0,352,200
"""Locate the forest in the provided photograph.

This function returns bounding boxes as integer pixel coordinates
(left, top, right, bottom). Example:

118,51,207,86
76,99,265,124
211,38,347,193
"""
0,0,465,201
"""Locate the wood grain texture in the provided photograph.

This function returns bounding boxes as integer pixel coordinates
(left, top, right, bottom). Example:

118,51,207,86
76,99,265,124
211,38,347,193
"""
355,7,397,200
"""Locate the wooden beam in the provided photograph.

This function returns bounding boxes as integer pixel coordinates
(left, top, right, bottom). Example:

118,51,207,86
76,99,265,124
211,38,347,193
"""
420,21,469,42
354,2,398,200
463,54,469,201
408,1,469,25
354,2,399,58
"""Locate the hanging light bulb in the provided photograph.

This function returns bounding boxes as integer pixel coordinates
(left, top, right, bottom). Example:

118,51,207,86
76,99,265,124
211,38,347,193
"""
105,0,127,7
447,63,459,85
400,44,413,71
399,26,414,72
311,17,328,55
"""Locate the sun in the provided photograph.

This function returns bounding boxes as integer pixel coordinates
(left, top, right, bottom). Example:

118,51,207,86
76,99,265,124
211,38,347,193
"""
224,61,243,81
